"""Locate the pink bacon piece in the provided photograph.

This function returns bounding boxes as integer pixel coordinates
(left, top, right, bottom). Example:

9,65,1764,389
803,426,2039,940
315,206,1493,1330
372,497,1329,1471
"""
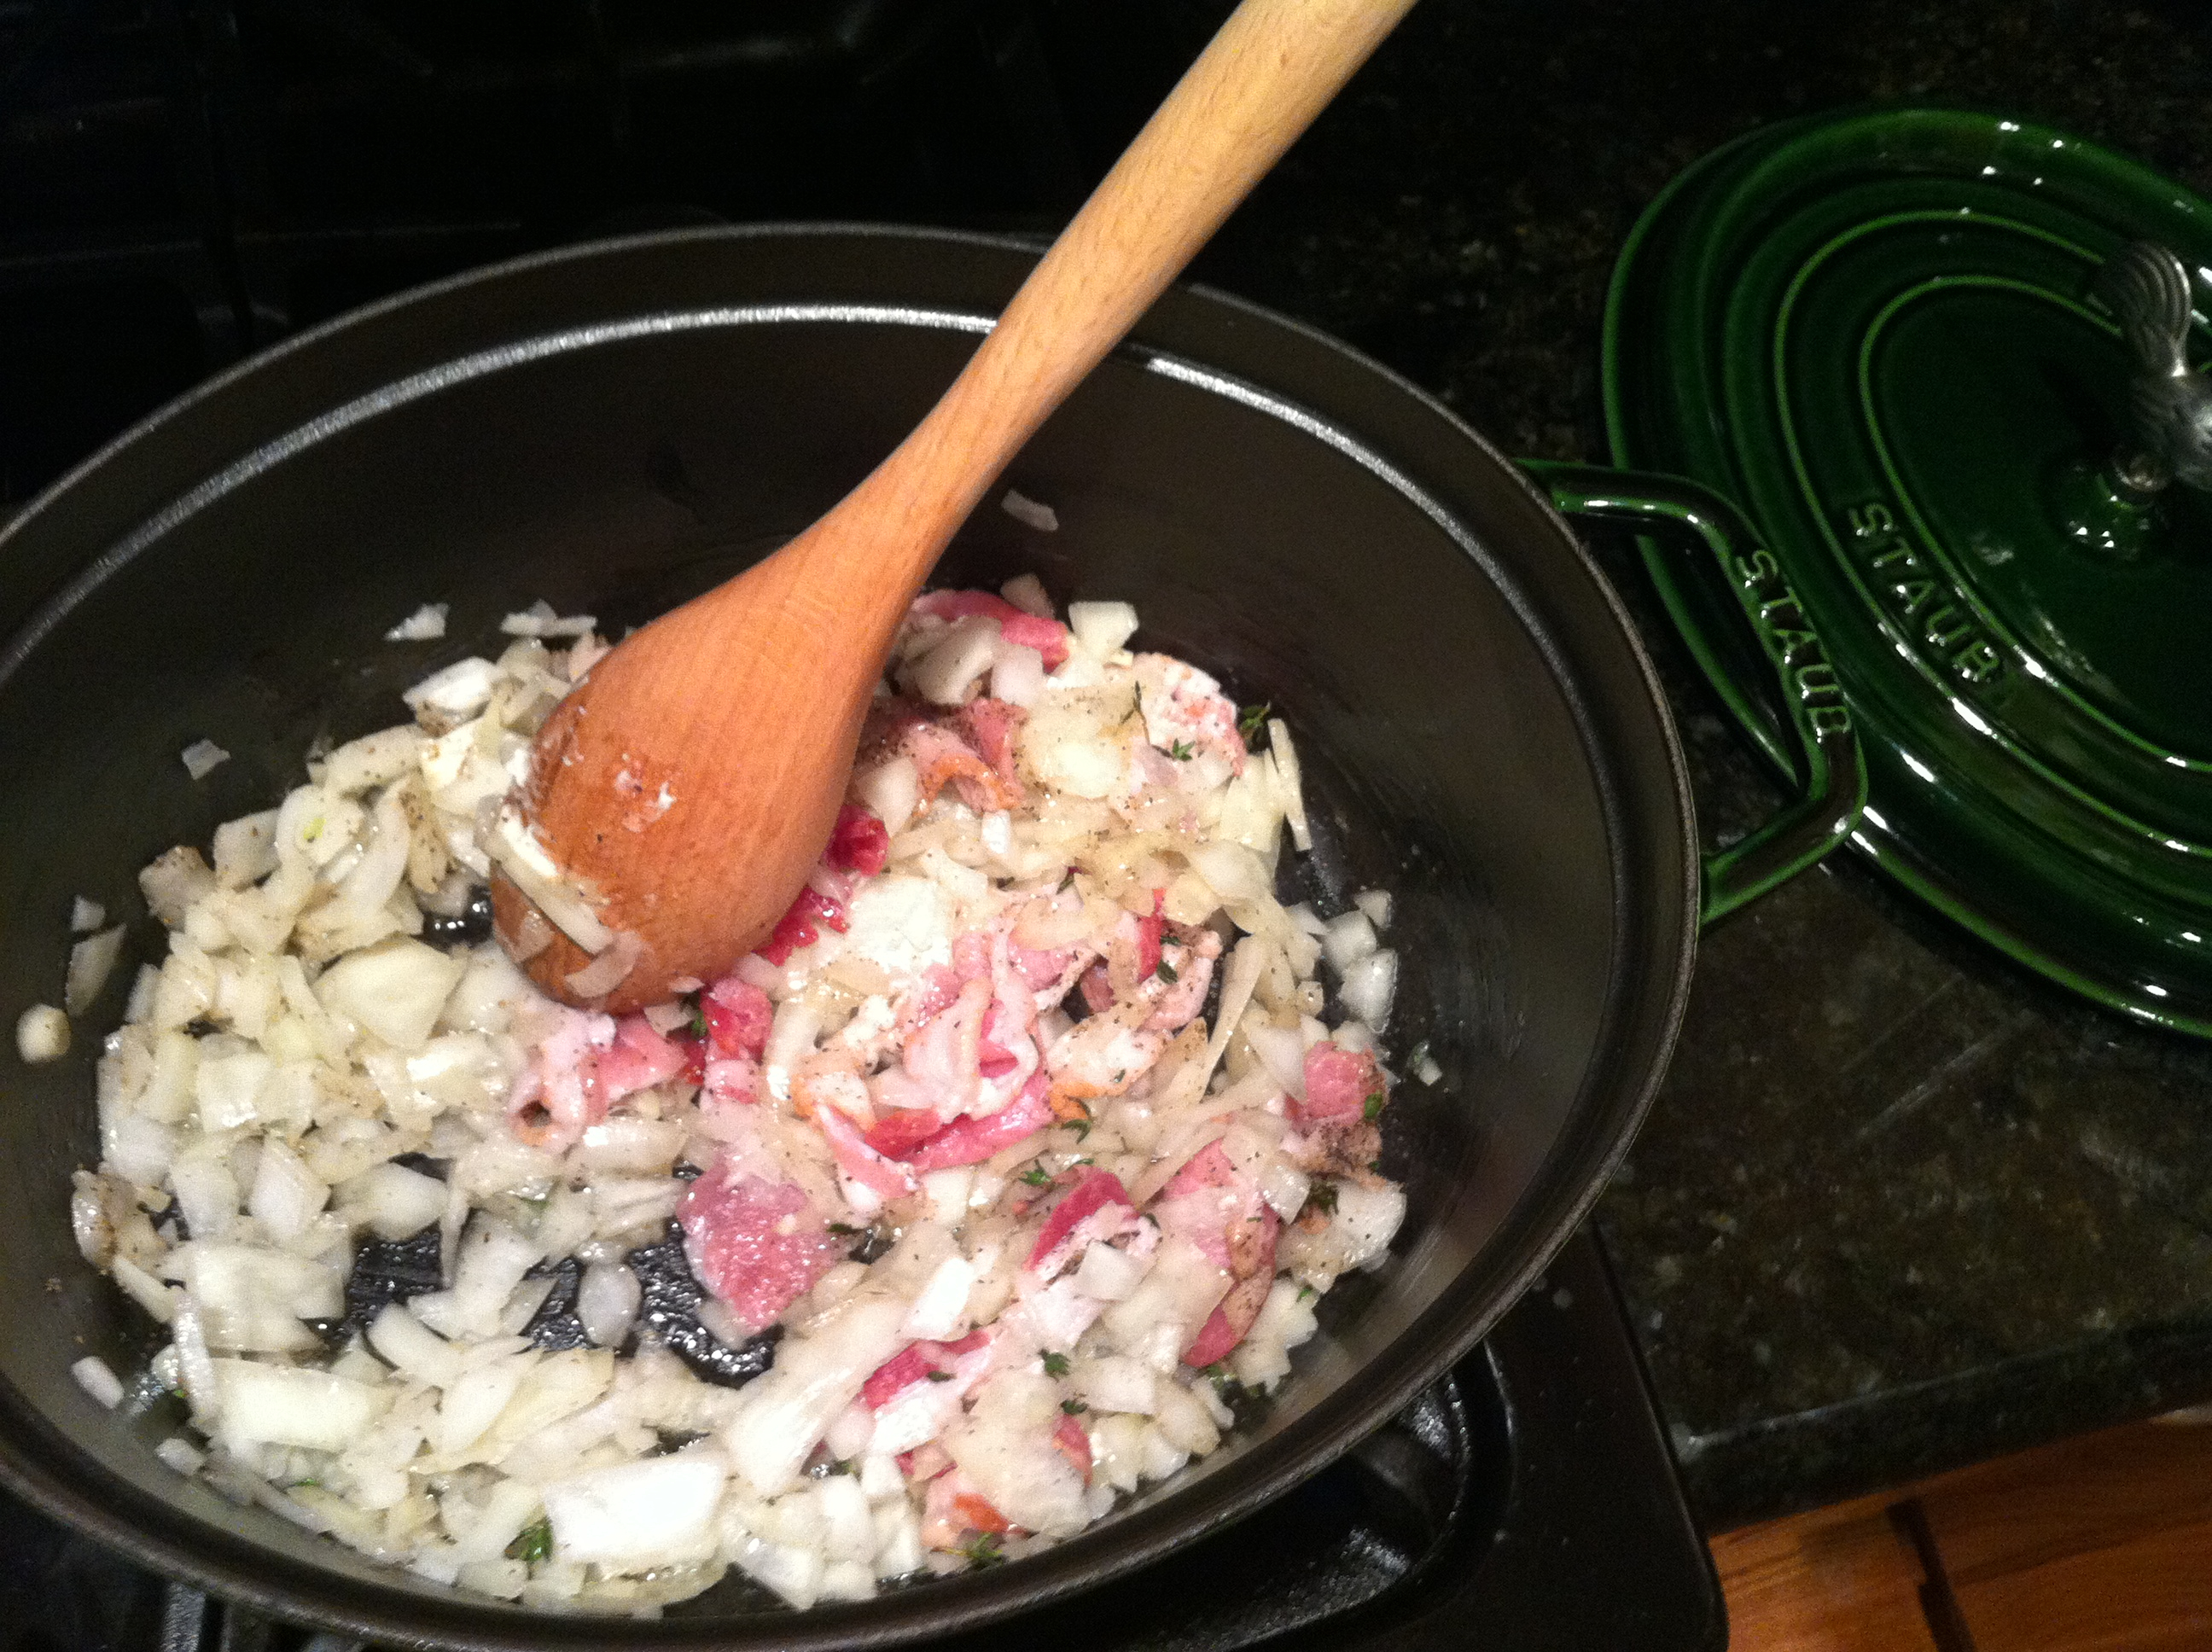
815,1102,921,1206
592,1014,687,1103
952,698,1027,796
1293,1040,1386,1130
1156,1141,1281,1367
898,1068,1055,1171
506,1008,613,1154
862,1329,992,1410
701,974,774,1059
1026,1168,1138,1278
911,589,1070,672
678,1165,848,1334
828,803,890,875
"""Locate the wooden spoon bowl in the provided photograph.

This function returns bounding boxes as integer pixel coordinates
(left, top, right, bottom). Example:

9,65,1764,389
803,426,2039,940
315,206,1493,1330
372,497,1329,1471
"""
495,0,1417,1011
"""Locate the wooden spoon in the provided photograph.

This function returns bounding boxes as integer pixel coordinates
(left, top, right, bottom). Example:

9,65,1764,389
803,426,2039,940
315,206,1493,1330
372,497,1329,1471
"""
493,0,1417,1012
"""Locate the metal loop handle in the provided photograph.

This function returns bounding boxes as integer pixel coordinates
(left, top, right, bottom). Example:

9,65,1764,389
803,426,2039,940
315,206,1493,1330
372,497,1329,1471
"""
2094,241,2212,497
1526,462,1866,926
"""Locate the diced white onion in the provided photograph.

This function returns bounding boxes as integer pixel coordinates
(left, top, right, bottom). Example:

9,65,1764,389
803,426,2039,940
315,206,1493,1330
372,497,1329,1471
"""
16,1003,69,1063
576,1260,642,1350
854,757,921,837
1267,720,1310,852
385,602,448,642
562,930,642,1000
1416,1051,1444,1086
1244,1021,1307,1101
1067,601,1139,660
999,573,1055,616
69,897,106,934
1353,888,1392,930
989,642,1046,708
1321,910,1378,974
1339,948,1399,1032
180,740,230,780
1001,489,1060,532
71,1356,125,1410
1073,1240,1146,1302
64,928,127,1017
911,616,1001,706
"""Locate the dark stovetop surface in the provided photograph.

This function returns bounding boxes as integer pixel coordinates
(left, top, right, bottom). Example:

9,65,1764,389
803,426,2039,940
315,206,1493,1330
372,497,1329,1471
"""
1183,0,2212,1529
9,0,2212,1567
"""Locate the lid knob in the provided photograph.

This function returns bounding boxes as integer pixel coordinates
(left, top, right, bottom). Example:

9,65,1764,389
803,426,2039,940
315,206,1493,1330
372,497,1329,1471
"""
2096,241,2212,497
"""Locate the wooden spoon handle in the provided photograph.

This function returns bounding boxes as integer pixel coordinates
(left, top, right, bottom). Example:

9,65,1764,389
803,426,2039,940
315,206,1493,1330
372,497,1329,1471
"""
824,0,1420,584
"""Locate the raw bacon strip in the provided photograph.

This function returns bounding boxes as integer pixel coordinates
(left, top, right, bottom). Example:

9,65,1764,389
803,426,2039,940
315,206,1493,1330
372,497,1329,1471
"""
759,884,850,966
898,1069,1054,1171
593,1013,686,1104
1052,1412,1091,1478
864,1106,949,1159
862,1329,992,1410
899,716,1023,814
1134,893,1165,983
1294,1040,1386,1129
952,699,1027,794
911,590,1070,671
1157,1141,1281,1367
505,1007,613,1153
701,974,774,1058
815,1103,921,1202
678,1165,847,1334
1026,1169,1136,1275
827,803,889,875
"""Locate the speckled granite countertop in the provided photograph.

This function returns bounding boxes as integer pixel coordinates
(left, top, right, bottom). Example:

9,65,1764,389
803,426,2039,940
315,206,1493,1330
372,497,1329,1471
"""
1166,0,2212,1529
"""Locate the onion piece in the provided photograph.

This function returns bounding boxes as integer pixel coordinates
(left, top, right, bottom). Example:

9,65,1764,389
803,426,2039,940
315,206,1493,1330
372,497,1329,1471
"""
854,756,921,837
1339,948,1399,1032
1067,601,1138,660
385,602,448,642
563,931,643,999
1266,719,1310,852
1353,888,1392,930
71,1356,125,1410
577,1260,643,1350
15,1004,68,1063
1321,911,1378,975
1243,1021,1308,1101
1001,489,1060,532
911,617,1001,706
999,573,1055,616
69,897,106,934
180,740,230,781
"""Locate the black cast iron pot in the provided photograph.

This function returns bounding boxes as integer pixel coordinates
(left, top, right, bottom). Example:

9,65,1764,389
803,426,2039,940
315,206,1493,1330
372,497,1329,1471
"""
0,226,1860,1647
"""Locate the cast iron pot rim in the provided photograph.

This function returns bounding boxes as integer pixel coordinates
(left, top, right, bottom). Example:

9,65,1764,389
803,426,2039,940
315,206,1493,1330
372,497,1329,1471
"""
0,222,1703,1648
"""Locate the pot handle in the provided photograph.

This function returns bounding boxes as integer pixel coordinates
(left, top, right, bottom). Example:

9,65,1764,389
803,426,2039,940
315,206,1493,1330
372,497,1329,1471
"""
1524,462,1866,925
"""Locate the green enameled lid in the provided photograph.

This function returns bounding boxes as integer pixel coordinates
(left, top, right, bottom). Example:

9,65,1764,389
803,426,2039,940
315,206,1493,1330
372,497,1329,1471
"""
1604,107,2212,1033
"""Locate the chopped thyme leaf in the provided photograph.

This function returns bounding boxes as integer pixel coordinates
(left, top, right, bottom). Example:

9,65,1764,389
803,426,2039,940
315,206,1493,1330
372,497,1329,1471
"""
1155,957,1179,984
1238,702,1272,745
1041,1351,1071,1377
1068,1114,1094,1142
961,1532,1006,1569
1019,1166,1053,1188
1061,1398,1087,1414
926,1370,953,1382
688,1001,708,1040
1309,1181,1339,1214
1167,739,1195,761
827,1221,859,1236
1297,1284,1317,1303
1364,1090,1385,1121
506,1517,553,1566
